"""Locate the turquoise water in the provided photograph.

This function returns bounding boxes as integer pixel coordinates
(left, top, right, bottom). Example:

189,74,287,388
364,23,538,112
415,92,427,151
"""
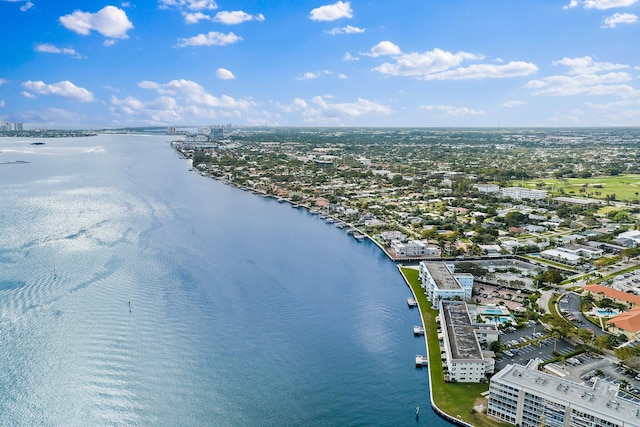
0,135,448,426
481,308,508,315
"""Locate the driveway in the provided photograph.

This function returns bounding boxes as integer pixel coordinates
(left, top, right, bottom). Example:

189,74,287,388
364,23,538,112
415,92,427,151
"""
558,292,608,337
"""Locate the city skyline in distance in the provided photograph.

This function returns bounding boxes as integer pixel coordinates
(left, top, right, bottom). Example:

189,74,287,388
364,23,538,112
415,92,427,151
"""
0,0,639,128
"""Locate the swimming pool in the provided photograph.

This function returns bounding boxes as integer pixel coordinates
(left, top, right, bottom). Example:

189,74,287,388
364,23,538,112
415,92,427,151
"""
482,308,509,315
595,308,618,317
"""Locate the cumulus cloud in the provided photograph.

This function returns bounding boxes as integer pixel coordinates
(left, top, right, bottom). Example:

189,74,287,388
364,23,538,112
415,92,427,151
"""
275,95,390,125
59,6,134,39
2,0,33,11
158,0,217,11
34,43,83,58
183,11,210,23
0,100,5,107
503,100,527,107
326,25,365,35
109,78,256,125
309,1,353,21
364,41,402,57
213,10,265,24
176,31,242,47
138,79,254,109
21,91,37,99
370,45,537,80
216,68,235,79
343,52,359,61
296,70,333,80
602,12,638,27
0,78,7,86
527,56,637,96
564,0,637,9
21,80,95,102
421,105,485,117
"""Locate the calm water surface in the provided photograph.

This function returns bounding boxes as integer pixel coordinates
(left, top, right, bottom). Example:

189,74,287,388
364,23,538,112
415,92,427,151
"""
0,134,448,426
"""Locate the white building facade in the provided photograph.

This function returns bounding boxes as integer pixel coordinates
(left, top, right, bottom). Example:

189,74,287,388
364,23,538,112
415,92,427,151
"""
439,301,495,383
501,187,548,200
488,362,640,427
419,262,473,308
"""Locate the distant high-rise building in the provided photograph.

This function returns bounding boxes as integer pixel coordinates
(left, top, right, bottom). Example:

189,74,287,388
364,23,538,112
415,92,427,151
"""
14,122,23,131
0,121,11,132
212,126,224,140
167,126,176,135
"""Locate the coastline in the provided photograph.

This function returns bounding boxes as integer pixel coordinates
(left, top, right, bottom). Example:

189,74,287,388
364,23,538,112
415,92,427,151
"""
179,146,499,426
398,265,475,427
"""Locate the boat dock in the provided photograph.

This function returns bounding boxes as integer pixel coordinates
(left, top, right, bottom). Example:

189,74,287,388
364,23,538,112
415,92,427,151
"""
415,355,428,367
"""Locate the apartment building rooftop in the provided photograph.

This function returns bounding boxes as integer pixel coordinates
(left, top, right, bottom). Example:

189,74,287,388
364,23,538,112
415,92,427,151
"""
493,363,640,425
441,301,482,360
424,262,461,290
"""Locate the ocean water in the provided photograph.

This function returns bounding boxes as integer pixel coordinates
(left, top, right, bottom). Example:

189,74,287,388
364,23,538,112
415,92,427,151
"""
0,134,448,426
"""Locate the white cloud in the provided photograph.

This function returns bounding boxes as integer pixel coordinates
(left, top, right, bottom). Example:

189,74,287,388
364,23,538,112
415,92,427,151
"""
343,52,359,61
0,78,7,86
296,70,333,80
309,1,353,21
553,56,628,74
364,41,402,57
527,56,637,96
564,0,637,9
21,80,95,102
20,1,33,11
602,12,638,27
158,0,217,11
0,100,5,107
110,79,257,125
138,79,254,109
34,43,82,58
420,105,485,116
370,46,536,80
503,100,527,107
59,6,134,39
213,11,265,25
311,96,391,117
277,95,391,124
21,91,37,99
176,31,242,47
326,25,365,35
216,68,235,79
338,74,348,79
183,11,211,24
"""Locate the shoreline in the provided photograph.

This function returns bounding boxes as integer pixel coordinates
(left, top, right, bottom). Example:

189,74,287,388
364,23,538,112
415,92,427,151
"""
398,265,474,427
179,145,499,426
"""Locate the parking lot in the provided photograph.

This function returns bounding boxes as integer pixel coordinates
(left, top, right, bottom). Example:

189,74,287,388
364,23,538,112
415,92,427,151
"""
495,323,577,371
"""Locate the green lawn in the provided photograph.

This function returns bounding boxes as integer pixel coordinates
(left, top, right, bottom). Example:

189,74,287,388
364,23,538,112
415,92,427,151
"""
401,268,510,427
518,174,640,202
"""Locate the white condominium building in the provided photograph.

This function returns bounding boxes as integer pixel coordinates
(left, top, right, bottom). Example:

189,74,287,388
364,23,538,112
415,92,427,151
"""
488,362,640,427
501,187,548,200
419,262,473,309
390,239,439,257
439,301,496,383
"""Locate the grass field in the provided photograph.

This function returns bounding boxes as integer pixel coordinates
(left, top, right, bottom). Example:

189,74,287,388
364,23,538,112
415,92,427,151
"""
401,267,510,427
517,174,640,202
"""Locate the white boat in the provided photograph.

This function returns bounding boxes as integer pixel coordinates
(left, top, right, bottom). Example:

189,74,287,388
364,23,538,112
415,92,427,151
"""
407,298,417,308
413,326,425,336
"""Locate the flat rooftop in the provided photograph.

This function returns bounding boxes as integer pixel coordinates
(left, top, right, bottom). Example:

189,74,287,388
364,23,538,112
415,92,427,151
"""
441,301,482,361
493,363,640,425
425,262,461,290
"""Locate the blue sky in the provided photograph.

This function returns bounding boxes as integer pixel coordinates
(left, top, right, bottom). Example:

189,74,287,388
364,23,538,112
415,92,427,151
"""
1,0,639,128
